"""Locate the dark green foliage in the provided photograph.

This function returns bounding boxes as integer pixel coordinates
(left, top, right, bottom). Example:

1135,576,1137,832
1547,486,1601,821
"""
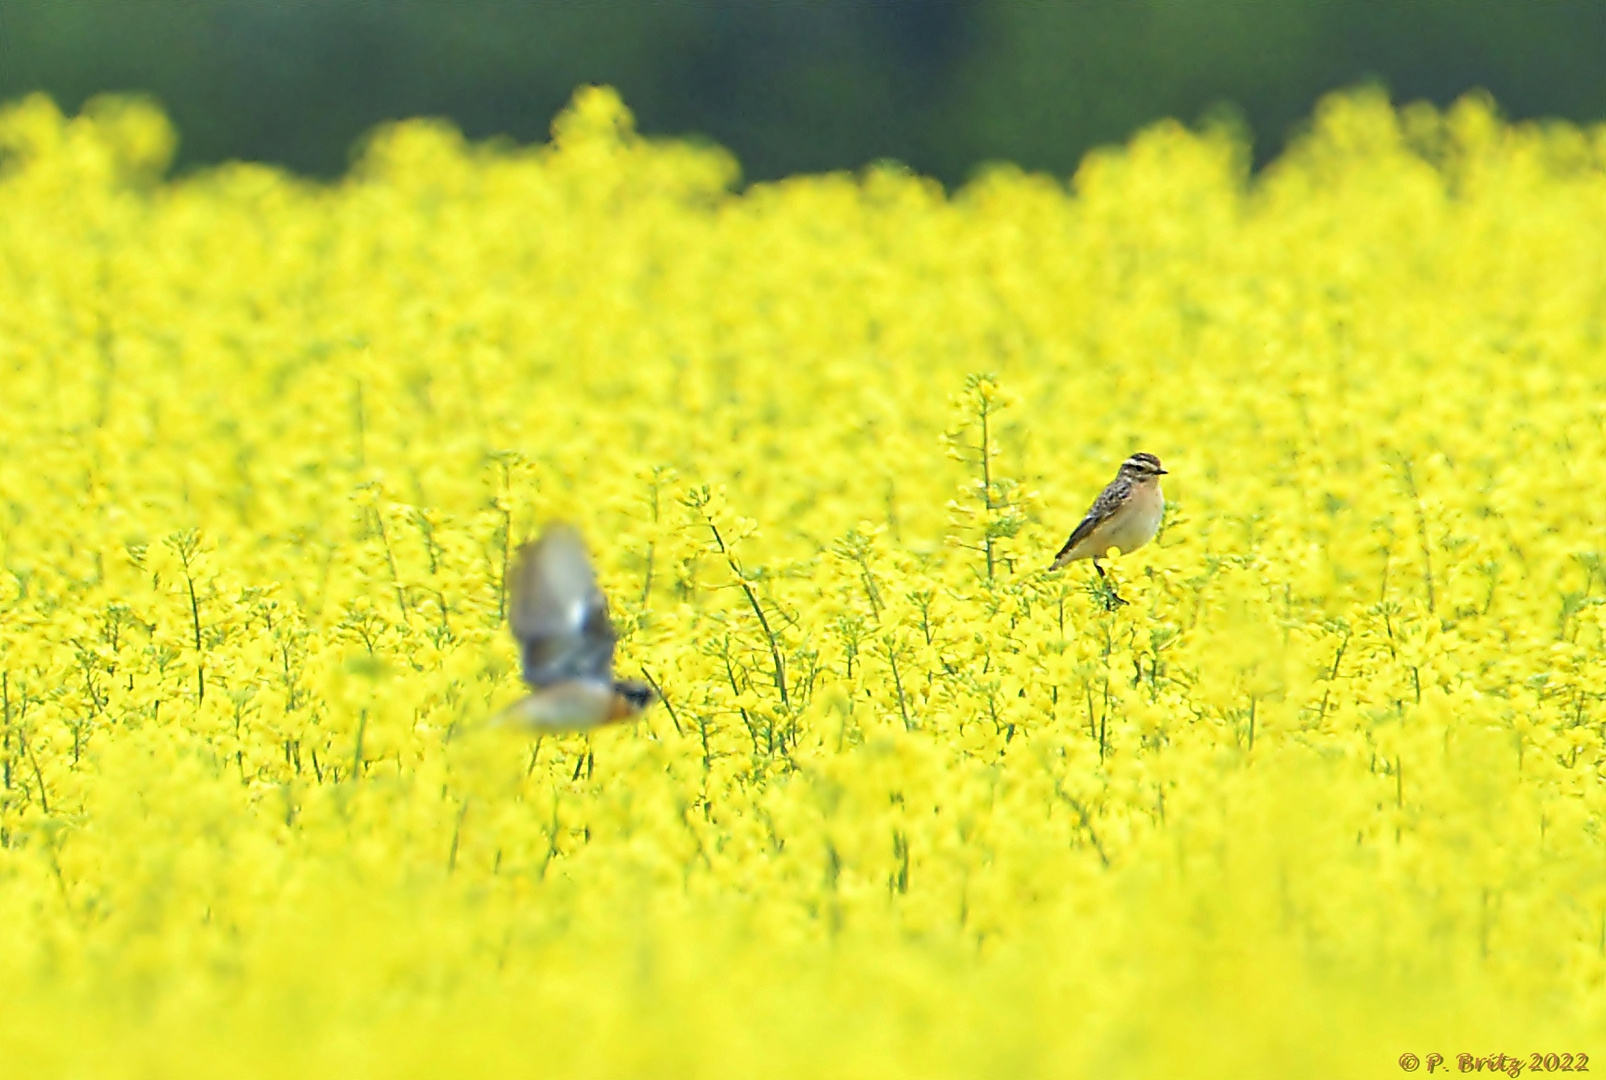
1,0,1602,183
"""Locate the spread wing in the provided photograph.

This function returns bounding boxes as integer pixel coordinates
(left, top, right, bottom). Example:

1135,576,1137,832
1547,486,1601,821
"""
1053,476,1131,564
508,524,616,687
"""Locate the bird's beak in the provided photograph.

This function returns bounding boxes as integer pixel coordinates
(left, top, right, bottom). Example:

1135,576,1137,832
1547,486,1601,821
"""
1156,468,1168,475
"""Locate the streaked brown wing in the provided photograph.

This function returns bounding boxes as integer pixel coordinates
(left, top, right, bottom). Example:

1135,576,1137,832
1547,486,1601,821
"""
1054,511,1102,563
508,524,617,687
1053,476,1131,562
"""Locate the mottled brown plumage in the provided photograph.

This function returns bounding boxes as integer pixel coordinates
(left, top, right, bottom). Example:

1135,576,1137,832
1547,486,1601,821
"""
1051,453,1167,604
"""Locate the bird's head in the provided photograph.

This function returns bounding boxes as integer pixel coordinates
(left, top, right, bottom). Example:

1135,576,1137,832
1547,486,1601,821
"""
612,678,660,718
1120,452,1167,480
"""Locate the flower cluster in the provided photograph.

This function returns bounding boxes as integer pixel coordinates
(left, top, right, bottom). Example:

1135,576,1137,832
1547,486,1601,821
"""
1,85,1603,1075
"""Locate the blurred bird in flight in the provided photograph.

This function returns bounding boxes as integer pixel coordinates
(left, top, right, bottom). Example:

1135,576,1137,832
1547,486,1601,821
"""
1049,452,1167,606
493,523,657,731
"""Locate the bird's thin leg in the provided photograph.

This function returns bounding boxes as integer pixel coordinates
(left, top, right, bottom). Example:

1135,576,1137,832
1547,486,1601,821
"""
1091,559,1128,609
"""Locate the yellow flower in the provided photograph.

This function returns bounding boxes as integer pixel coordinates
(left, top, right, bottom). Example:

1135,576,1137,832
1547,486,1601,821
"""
0,83,1602,1076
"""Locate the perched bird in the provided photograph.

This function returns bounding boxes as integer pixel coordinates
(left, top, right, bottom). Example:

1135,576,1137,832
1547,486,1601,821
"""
493,523,658,731
1050,452,1167,603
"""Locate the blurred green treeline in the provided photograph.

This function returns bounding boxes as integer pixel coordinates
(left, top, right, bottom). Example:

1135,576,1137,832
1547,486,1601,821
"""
2,0,1604,183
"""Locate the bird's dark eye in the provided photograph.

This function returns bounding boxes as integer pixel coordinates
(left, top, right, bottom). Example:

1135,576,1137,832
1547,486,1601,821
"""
617,681,658,709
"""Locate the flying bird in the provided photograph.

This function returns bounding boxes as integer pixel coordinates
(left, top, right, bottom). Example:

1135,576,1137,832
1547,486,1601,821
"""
493,523,657,731
1050,452,1167,604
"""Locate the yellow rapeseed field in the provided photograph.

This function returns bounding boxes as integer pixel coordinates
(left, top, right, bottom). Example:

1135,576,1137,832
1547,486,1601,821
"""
2,85,1605,1077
